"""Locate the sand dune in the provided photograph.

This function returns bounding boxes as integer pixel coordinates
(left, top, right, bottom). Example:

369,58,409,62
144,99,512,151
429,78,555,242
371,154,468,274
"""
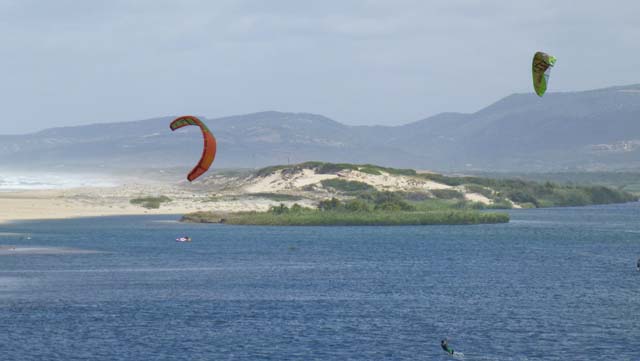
0,166,495,224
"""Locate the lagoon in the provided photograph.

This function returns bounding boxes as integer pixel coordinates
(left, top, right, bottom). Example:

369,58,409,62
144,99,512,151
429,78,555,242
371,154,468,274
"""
1,203,639,360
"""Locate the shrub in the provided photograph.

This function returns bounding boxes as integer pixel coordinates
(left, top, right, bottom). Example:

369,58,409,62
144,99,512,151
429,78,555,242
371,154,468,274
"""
130,196,172,209
344,199,370,212
554,189,590,207
255,165,288,177
321,179,375,193
193,209,510,226
488,198,513,209
270,203,290,214
317,163,358,174
506,190,539,207
373,192,415,211
431,189,465,200
402,192,432,201
465,184,494,198
357,166,382,175
290,203,305,212
318,197,342,211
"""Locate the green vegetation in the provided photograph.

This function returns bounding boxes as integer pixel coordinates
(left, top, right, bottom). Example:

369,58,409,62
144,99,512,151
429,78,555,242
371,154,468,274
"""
182,205,509,226
248,193,304,202
320,179,375,193
418,173,637,207
317,193,416,212
464,184,494,198
473,171,640,194
130,195,172,209
197,163,638,227
254,162,638,210
257,161,638,207
255,161,416,177
255,164,290,177
182,191,509,226
357,192,416,211
431,189,465,200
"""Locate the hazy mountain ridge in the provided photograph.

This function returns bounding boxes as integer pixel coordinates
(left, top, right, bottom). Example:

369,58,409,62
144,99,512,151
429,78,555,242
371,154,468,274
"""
4,85,640,172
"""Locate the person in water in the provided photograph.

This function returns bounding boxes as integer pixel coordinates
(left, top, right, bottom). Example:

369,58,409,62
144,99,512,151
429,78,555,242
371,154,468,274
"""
441,339,454,355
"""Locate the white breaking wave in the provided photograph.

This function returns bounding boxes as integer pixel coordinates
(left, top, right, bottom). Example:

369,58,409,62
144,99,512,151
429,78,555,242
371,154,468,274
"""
0,173,117,191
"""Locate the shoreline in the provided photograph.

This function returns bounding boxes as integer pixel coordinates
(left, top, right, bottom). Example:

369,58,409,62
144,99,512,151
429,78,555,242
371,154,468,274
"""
1,165,637,226
0,188,186,225
0,185,279,225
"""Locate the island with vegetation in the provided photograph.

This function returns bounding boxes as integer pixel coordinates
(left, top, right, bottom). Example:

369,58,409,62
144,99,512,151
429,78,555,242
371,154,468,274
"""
182,192,510,226
178,162,637,226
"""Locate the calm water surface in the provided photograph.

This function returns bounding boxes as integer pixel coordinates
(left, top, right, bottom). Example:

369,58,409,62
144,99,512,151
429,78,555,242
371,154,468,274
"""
1,204,639,360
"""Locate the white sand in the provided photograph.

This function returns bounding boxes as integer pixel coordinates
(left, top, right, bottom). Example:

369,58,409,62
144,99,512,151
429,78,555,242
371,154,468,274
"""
242,168,452,194
0,185,214,224
243,169,335,193
0,181,314,224
464,192,493,204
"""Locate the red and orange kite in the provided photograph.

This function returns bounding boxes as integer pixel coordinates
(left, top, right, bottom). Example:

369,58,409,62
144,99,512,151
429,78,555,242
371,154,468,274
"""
170,115,217,182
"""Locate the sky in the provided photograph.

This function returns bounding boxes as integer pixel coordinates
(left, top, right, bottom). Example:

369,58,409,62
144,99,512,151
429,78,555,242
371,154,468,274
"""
1,0,639,134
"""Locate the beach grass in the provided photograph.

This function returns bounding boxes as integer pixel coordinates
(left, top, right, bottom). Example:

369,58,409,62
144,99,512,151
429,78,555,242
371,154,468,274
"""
129,195,172,209
181,206,509,226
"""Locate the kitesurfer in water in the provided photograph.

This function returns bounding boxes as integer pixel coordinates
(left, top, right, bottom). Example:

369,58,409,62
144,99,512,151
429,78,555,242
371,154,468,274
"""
441,339,454,355
637,257,639,271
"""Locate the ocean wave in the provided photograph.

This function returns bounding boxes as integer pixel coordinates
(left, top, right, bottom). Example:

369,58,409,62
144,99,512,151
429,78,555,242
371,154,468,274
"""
0,173,116,191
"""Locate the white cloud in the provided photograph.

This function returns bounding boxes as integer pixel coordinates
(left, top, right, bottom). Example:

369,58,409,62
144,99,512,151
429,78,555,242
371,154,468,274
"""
0,0,639,133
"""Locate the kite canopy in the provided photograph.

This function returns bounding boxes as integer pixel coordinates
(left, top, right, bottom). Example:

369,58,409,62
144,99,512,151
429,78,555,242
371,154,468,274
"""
532,51,556,97
170,115,217,182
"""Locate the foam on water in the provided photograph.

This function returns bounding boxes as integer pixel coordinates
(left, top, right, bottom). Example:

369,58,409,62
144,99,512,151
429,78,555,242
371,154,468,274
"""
0,172,117,191
0,246,101,255
0,276,22,289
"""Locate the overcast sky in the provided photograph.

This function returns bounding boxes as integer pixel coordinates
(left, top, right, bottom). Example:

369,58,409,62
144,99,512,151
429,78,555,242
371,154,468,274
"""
1,0,639,134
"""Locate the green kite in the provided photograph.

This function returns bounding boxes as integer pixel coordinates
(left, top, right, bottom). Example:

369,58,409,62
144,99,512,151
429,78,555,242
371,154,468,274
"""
532,51,556,97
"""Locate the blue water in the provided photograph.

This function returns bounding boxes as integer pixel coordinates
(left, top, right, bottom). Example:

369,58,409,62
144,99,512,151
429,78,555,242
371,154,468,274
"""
1,204,639,360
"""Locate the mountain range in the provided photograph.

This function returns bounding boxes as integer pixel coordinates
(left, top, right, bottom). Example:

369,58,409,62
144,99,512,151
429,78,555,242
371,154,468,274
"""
4,84,640,173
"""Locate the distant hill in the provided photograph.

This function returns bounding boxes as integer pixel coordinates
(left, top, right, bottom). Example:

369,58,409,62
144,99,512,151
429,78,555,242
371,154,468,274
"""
4,84,640,172
393,85,640,171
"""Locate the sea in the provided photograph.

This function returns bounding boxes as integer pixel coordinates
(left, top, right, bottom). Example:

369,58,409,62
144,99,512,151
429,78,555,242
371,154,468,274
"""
1,203,639,360
0,173,117,191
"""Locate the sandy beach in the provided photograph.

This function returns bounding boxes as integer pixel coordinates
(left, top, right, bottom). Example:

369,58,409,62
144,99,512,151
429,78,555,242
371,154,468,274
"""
0,183,277,224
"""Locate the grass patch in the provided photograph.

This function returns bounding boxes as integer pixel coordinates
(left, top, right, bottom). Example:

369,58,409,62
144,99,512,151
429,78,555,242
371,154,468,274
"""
431,189,465,200
181,195,509,226
130,195,172,209
357,166,383,175
182,208,509,226
320,179,376,193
